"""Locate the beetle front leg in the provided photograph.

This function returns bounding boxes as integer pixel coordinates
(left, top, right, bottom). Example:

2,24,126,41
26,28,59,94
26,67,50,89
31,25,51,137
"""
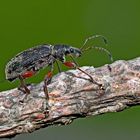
63,61,102,87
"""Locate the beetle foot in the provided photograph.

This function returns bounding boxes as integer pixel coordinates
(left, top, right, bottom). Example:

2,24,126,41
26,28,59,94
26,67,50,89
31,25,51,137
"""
18,85,31,103
107,64,112,72
18,85,30,94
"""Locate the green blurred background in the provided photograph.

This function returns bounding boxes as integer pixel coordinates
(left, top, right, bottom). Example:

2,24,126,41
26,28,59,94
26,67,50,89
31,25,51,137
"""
0,0,140,140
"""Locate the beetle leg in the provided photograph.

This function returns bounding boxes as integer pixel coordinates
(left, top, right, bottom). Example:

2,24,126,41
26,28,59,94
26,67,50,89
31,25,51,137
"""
43,64,54,100
63,61,102,87
76,67,102,87
18,71,36,97
56,60,62,73
69,54,79,66
21,70,36,79
63,55,102,87
18,75,30,100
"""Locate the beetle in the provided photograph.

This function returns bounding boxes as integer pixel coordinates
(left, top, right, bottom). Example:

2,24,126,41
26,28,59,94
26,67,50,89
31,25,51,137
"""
5,35,113,100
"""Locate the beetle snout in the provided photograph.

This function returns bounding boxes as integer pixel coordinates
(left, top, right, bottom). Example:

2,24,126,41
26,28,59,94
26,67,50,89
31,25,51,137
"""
74,49,82,57
69,47,82,57
75,51,81,57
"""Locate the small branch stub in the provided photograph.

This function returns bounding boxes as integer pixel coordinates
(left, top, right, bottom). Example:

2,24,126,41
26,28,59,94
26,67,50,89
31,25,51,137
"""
0,57,140,138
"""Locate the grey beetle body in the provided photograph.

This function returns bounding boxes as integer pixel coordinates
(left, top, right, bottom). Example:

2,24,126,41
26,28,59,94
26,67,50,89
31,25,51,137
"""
5,35,113,100
5,44,81,81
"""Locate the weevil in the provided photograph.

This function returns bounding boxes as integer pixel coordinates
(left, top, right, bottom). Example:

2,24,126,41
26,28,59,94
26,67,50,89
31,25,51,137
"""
5,35,113,100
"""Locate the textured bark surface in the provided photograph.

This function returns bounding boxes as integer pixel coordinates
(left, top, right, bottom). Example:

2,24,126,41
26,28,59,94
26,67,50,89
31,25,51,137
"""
0,57,140,138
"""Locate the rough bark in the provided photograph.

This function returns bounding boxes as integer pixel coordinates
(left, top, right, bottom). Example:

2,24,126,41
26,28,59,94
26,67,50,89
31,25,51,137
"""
0,57,140,138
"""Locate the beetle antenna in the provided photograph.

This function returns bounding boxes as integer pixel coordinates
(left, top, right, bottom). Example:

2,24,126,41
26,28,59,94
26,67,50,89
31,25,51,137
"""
83,46,113,62
80,35,108,51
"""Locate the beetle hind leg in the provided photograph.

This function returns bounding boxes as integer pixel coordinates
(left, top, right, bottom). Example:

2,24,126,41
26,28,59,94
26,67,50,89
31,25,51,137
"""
18,75,30,101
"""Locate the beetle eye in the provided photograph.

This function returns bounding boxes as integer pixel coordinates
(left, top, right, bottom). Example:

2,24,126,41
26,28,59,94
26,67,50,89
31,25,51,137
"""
70,48,74,53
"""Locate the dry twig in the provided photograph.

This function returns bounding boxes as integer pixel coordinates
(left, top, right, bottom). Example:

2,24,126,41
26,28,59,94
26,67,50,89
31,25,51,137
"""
0,57,140,138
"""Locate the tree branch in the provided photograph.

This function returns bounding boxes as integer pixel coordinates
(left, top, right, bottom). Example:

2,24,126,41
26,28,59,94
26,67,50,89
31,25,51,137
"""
0,57,140,138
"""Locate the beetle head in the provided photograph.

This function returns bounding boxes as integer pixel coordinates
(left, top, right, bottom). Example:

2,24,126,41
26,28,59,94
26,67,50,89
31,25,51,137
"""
54,44,82,62
65,46,82,57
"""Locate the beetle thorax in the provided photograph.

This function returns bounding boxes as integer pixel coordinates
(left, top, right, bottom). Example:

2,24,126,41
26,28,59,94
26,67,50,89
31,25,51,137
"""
53,44,67,62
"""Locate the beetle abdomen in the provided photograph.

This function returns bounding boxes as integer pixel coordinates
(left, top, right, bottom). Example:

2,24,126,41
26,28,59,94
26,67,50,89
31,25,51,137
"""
5,44,54,81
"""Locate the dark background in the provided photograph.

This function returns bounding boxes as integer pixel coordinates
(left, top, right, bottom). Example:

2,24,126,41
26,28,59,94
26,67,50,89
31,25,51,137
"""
0,0,140,140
